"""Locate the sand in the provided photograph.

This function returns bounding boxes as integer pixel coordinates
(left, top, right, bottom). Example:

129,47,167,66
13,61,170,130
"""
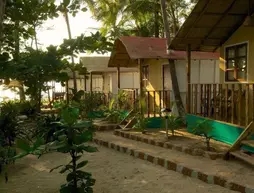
0,143,237,193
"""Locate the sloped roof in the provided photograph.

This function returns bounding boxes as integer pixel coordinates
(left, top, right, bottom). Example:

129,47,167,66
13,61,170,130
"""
108,36,219,67
80,56,138,72
169,0,254,52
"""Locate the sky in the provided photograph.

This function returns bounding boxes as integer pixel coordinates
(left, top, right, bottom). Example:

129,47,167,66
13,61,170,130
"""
36,10,109,59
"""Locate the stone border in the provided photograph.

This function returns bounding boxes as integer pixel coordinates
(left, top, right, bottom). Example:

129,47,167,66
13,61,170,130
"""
114,130,224,160
93,137,254,193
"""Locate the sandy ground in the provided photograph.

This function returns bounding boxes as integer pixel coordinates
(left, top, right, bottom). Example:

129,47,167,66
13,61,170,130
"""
129,129,231,152
0,143,237,193
96,132,254,187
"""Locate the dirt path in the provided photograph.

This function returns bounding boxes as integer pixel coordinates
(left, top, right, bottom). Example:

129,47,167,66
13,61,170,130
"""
0,143,236,193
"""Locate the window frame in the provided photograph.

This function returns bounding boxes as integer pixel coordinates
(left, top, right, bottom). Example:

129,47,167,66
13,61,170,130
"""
225,42,248,82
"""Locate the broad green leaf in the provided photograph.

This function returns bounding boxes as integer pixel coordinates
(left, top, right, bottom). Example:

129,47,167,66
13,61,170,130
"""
76,160,88,169
74,145,98,153
11,152,28,160
59,164,73,174
74,130,93,145
48,140,67,151
63,0,71,7
16,139,31,152
32,137,45,150
81,7,87,12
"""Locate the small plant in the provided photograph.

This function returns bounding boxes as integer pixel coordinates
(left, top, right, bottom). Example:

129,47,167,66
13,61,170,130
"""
191,119,214,151
164,115,183,138
117,89,129,109
13,105,97,193
133,112,149,133
104,98,122,123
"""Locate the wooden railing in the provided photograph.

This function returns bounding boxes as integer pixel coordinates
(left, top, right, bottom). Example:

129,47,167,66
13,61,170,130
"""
145,90,171,117
190,83,254,127
121,89,172,117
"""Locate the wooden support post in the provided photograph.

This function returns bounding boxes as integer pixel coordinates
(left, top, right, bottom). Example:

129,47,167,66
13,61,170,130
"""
231,84,235,124
90,72,93,93
245,84,249,126
84,74,87,91
139,59,144,115
117,64,120,91
186,44,191,113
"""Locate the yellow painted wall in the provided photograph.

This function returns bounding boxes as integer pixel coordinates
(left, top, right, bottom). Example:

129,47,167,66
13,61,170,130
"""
143,58,168,113
220,25,254,83
219,25,254,123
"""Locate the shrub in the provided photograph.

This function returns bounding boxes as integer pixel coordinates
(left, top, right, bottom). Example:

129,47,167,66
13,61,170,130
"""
163,115,183,137
14,105,97,193
191,119,214,151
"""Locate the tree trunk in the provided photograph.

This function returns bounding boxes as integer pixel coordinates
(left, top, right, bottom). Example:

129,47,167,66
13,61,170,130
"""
14,20,26,101
160,0,185,117
154,0,160,37
63,7,77,93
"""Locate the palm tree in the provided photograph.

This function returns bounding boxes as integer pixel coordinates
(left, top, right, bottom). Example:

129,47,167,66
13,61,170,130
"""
0,0,6,51
160,0,185,117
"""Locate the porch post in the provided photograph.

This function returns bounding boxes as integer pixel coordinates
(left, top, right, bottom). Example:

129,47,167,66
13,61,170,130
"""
90,72,93,93
186,44,191,113
84,74,87,91
117,64,120,91
138,59,144,115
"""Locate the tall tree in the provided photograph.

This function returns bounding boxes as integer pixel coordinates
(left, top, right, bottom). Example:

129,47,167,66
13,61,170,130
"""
160,0,185,117
0,0,6,51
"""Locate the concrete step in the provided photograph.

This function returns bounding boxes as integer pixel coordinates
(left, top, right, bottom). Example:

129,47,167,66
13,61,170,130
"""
230,150,254,166
241,140,254,148
93,132,254,193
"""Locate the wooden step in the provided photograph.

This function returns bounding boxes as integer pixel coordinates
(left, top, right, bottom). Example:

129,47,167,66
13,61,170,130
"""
230,150,254,166
241,140,254,148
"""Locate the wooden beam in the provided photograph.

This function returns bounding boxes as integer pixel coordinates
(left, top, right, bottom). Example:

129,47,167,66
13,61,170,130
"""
173,37,222,45
186,44,191,113
224,121,253,156
198,0,237,50
182,0,213,40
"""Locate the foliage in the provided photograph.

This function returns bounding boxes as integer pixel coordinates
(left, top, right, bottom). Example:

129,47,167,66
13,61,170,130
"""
85,0,195,39
191,119,214,151
18,101,37,117
14,105,97,192
34,114,62,143
80,92,107,118
133,97,149,132
117,89,130,109
104,98,122,123
133,113,149,133
163,115,183,137
0,101,22,176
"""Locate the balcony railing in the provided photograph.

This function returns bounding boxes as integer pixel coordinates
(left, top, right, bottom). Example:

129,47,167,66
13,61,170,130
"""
190,83,254,127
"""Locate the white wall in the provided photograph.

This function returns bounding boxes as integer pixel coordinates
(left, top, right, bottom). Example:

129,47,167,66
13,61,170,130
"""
163,59,220,107
104,72,140,94
68,75,104,92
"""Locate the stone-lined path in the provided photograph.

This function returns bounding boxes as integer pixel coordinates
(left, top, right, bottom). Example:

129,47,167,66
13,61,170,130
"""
93,131,254,193
0,142,237,193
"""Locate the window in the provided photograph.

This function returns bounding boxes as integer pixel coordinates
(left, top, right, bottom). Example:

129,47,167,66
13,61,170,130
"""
225,43,247,82
142,65,149,86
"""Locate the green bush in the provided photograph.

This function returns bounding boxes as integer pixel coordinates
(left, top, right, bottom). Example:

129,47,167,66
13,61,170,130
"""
14,104,97,192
